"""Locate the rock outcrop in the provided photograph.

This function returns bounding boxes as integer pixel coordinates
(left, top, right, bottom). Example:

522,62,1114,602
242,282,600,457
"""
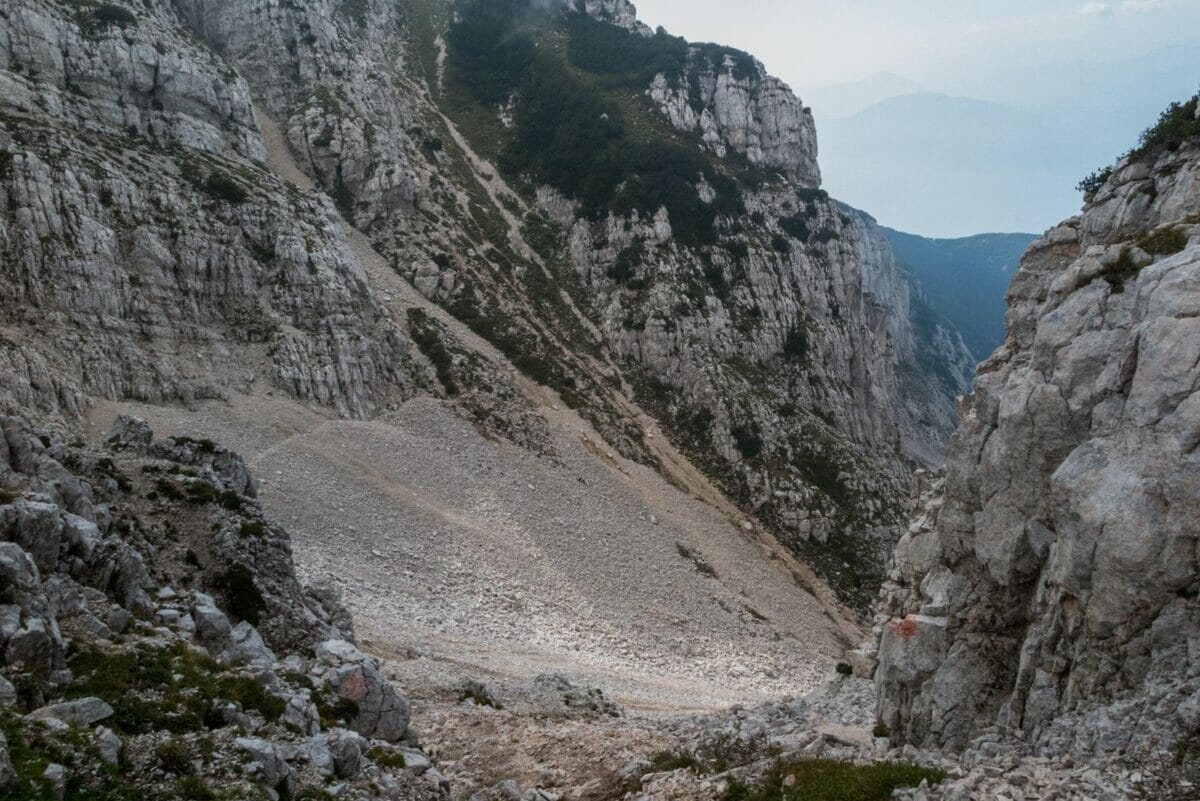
647,63,820,187
0,413,444,797
873,137,1200,755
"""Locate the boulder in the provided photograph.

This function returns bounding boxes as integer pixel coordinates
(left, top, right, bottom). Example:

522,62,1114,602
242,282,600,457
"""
235,737,294,795
220,621,276,667
328,728,368,779
108,416,153,452
315,640,409,741
28,697,114,727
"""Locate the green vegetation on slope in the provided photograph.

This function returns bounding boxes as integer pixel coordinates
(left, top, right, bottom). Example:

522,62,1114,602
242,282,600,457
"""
446,0,747,246
883,228,1035,361
1079,90,1200,194
724,759,946,801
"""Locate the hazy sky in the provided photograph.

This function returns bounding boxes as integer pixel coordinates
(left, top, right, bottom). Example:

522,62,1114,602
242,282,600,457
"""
632,0,1200,87
631,1,1200,236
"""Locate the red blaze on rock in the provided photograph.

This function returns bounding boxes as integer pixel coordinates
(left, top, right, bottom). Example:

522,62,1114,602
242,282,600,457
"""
891,617,919,639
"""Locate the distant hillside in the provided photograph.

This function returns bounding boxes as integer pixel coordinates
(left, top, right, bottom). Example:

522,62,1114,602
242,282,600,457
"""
883,229,1037,361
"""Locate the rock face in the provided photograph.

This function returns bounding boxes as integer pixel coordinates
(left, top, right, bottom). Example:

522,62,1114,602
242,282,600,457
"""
0,0,418,423
1,0,972,613
874,139,1200,755
647,64,820,187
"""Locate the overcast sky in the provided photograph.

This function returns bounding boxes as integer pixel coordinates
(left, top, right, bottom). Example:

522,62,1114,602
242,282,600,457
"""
631,1,1200,236
632,0,1200,87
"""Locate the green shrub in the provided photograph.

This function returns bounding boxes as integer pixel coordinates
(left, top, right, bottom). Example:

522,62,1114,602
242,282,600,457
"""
607,241,645,285
676,543,718,578
723,758,943,801
872,723,891,739
782,326,809,361
213,565,266,625
407,308,459,396
84,4,137,33
367,746,407,769
649,750,701,772
448,2,744,247
565,11,688,89
314,688,360,729
202,172,248,204
185,481,218,505
1137,226,1189,256
835,662,853,676
156,739,194,775
171,436,217,454
214,674,286,721
778,216,810,242
446,0,538,104
1099,247,1143,293
174,776,217,801
732,424,764,459
338,0,369,25
1077,166,1113,196
1130,92,1200,162
67,643,285,737
0,489,16,505
152,478,185,502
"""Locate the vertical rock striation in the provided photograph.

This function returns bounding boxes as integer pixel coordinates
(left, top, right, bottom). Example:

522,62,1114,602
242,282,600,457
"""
874,137,1200,755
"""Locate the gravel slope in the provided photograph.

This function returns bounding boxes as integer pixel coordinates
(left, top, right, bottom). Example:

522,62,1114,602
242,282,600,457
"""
89,391,851,711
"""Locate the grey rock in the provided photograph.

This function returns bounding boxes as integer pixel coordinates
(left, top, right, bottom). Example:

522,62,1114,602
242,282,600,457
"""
94,727,121,767
43,763,65,801
0,732,16,791
235,737,294,795
28,697,114,727
304,734,335,777
104,608,132,635
874,141,1200,754
316,640,409,742
108,416,153,452
328,728,368,779
0,676,15,707
221,621,277,667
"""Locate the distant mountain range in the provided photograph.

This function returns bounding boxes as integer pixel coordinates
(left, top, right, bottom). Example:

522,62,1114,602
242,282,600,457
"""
884,228,1038,362
800,43,1200,236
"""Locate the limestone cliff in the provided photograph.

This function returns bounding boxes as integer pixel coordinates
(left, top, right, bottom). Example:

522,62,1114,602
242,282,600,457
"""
0,0,974,609
873,124,1200,754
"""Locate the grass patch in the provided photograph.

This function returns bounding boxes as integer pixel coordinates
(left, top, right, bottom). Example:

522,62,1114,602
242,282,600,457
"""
407,308,459,396
1137,226,1189,256
367,746,407,770
65,643,283,736
723,759,945,801
676,543,718,578
1099,247,1143,293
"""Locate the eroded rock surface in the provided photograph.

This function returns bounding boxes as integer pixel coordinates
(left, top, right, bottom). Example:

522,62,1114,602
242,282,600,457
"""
874,141,1200,756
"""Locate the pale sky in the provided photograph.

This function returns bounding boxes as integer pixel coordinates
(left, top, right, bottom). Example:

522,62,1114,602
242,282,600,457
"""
630,1,1200,236
631,0,1200,88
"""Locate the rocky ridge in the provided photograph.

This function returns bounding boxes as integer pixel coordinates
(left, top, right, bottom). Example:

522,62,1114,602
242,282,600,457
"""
871,120,1200,764
0,412,444,798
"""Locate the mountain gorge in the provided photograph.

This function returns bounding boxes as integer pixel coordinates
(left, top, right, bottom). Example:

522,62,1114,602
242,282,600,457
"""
1,0,1197,799
1,0,975,613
